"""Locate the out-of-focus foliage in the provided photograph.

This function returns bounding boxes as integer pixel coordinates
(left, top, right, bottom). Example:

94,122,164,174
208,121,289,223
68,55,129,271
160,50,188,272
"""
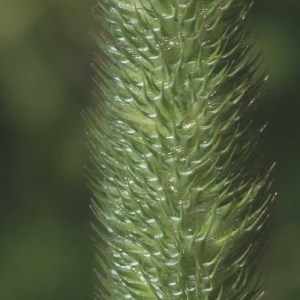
251,2,300,300
0,0,299,299
0,0,95,299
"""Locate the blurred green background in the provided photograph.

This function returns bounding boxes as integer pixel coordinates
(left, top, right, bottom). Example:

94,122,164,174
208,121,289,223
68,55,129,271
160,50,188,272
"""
0,0,299,299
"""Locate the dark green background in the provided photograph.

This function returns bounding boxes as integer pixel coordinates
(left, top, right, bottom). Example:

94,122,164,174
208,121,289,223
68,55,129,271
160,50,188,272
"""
0,1,299,299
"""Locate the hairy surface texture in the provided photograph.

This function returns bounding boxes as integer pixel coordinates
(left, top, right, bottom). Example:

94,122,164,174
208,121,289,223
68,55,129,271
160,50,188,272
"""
88,0,274,299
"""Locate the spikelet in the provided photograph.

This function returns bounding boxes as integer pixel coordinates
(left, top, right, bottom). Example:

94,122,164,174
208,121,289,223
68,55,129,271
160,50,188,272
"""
88,0,274,299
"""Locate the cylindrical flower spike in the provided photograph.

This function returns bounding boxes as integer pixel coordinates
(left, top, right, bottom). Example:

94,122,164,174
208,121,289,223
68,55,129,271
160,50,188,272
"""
88,0,274,299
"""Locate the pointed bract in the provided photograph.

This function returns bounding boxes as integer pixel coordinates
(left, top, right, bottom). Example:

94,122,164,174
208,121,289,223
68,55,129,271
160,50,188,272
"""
88,0,273,299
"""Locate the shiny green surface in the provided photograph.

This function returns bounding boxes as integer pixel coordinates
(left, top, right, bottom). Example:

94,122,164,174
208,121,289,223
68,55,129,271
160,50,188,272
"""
90,0,272,298
0,1,299,299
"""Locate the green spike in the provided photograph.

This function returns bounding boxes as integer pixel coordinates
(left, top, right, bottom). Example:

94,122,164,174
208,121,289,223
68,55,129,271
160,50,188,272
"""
88,0,274,299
